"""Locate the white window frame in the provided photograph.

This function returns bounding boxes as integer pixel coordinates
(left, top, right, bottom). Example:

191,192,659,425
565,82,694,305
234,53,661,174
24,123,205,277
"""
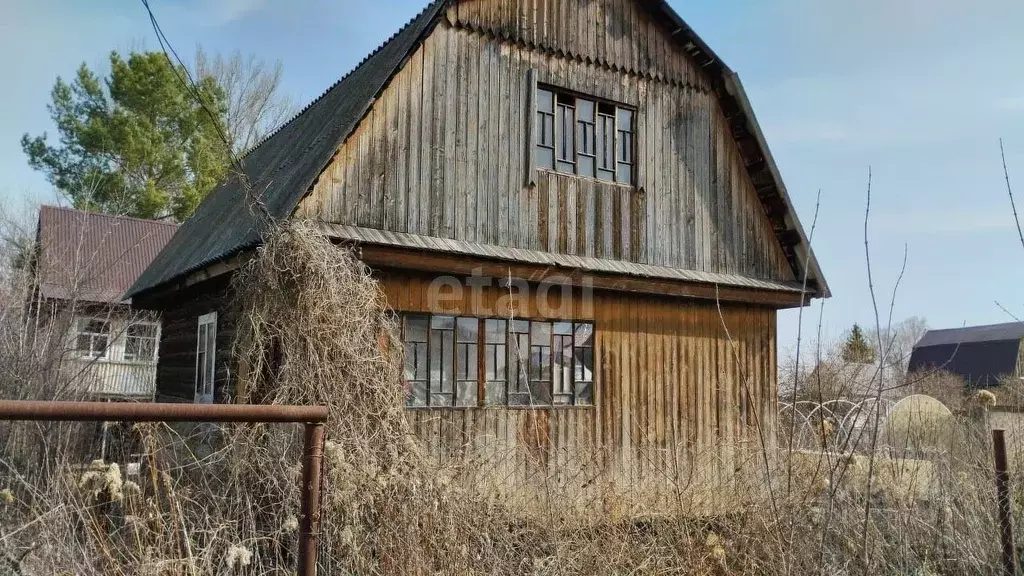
195,312,217,404
123,321,160,363
74,317,111,360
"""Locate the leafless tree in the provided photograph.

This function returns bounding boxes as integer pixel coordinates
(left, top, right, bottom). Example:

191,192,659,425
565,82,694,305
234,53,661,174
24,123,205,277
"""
194,47,296,156
867,316,929,374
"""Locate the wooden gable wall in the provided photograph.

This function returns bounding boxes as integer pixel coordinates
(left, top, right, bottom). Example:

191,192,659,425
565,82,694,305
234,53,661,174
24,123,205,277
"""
297,0,794,282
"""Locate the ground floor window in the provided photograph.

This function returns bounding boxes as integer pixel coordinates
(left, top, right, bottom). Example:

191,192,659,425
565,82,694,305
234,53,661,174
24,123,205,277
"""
74,318,110,359
124,322,159,362
402,314,594,408
195,312,217,403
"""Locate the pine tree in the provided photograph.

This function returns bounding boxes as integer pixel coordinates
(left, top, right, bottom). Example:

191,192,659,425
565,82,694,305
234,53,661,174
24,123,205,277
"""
842,324,876,363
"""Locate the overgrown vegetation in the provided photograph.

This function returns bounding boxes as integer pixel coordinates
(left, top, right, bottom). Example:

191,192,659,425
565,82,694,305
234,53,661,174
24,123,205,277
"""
0,221,1017,575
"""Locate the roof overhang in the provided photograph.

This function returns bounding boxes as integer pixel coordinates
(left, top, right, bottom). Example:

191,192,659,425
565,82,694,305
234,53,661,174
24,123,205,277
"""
318,222,812,308
644,0,828,298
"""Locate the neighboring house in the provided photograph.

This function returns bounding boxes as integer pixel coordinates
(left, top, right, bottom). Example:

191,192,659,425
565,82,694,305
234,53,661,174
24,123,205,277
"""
807,360,903,402
32,206,178,398
126,0,827,490
907,322,1024,389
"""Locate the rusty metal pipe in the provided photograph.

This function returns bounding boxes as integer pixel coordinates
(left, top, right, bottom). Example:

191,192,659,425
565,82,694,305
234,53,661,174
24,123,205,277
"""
0,400,328,574
298,422,325,576
993,429,1017,576
0,400,327,423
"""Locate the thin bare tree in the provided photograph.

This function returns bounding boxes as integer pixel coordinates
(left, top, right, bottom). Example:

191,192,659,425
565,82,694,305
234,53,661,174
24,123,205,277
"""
193,46,296,156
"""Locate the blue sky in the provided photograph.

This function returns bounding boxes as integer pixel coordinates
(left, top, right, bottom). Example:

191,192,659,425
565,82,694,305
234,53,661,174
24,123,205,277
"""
3,0,1024,351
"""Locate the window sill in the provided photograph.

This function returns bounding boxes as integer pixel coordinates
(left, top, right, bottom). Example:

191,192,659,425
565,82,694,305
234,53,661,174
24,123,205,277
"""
537,168,636,191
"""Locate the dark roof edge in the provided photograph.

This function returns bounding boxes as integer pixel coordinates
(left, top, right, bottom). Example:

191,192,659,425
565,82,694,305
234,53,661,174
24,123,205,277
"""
123,0,448,301
232,1,448,164
646,0,828,298
291,0,448,209
723,74,830,298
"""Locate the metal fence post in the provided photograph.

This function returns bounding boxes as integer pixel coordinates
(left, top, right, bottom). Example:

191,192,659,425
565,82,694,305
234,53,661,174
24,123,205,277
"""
994,429,1016,576
299,422,325,576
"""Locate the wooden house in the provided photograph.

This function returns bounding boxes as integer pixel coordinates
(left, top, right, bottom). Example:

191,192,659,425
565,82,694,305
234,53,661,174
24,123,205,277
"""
126,0,828,497
32,206,177,398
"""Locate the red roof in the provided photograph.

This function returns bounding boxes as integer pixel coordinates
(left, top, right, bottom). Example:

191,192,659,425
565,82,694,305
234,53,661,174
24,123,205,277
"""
36,206,178,303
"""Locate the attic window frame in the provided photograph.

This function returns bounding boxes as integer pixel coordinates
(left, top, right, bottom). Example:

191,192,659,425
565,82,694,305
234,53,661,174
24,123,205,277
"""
535,83,636,186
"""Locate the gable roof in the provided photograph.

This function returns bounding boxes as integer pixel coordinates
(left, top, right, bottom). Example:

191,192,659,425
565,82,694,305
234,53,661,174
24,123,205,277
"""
127,0,827,300
36,205,178,304
915,322,1024,347
908,322,1024,388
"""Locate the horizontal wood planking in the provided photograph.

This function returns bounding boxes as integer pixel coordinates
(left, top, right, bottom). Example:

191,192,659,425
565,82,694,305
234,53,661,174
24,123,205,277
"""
297,16,793,284
142,275,236,403
380,269,777,501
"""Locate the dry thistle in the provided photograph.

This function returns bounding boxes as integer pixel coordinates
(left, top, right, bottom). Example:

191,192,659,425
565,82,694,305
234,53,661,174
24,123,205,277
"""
282,516,298,533
225,544,253,570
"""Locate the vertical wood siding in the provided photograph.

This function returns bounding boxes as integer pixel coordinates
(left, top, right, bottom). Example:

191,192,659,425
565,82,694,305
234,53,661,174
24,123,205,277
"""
379,270,777,504
297,4,793,282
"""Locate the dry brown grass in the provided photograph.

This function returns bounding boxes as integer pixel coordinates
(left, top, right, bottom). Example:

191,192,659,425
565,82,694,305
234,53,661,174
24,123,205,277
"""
0,222,1016,575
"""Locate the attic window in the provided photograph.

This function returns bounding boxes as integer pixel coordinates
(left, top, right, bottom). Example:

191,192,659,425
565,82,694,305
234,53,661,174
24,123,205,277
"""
535,86,634,185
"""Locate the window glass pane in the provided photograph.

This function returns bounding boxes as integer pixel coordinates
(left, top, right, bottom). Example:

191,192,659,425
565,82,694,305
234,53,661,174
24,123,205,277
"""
578,156,595,178
75,334,92,355
617,108,632,132
485,319,506,343
530,321,551,342
456,317,478,342
552,333,573,404
537,147,554,170
485,341,507,405
406,315,428,342
510,320,530,334
127,323,157,338
574,323,594,347
429,323,454,402
556,101,575,174
618,131,633,164
85,319,109,334
537,88,553,113
508,331,531,405
574,323,595,406
92,335,108,356
404,333,428,407
578,99,594,123
126,338,156,362
529,344,552,405
616,163,632,185
456,382,477,407
431,315,455,330
597,113,615,181
553,321,573,335
408,380,428,407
